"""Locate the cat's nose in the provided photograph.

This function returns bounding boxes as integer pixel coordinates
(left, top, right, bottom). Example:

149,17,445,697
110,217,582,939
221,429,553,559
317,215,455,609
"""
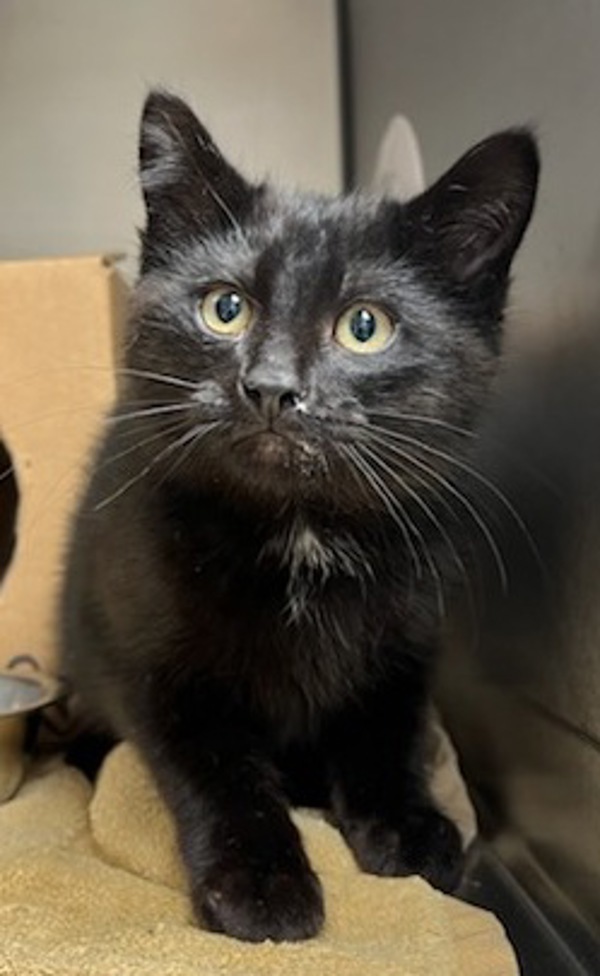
239,375,302,422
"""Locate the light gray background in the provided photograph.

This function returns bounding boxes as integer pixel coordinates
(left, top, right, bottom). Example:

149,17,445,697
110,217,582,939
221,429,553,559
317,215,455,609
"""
0,0,341,277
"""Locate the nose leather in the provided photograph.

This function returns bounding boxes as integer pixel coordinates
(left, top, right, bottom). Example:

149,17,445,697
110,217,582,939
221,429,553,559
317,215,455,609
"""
239,373,301,421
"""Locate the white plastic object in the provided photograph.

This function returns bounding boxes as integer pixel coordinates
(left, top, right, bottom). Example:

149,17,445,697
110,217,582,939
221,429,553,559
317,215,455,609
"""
372,114,425,200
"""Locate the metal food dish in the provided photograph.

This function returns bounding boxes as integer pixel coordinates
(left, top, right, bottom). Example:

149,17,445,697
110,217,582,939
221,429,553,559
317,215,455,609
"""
0,668,62,717
0,666,64,803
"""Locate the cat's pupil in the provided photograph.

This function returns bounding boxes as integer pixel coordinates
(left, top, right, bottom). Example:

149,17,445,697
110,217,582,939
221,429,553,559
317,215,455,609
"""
350,309,376,342
215,291,242,323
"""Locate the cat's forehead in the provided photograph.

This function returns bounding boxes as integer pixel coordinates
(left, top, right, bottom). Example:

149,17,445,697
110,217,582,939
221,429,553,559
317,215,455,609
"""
256,187,394,252
183,187,404,290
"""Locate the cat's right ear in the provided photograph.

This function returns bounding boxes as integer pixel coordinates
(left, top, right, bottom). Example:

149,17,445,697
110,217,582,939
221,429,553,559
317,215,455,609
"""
139,91,255,266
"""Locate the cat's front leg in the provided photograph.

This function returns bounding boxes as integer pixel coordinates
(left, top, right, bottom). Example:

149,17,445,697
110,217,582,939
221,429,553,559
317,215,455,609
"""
324,663,465,893
136,680,324,942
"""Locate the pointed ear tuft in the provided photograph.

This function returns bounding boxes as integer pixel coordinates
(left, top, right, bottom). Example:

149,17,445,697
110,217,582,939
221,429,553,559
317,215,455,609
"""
139,90,192,195
138,90,255,253
408,130,539,283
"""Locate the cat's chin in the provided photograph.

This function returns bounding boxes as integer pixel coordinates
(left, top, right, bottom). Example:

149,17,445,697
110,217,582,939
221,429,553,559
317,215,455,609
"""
230,431,321,471
221,430,328,502
233,431,295,466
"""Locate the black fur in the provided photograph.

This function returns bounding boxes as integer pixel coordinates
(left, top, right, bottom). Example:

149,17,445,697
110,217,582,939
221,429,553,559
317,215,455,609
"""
60,91,538,942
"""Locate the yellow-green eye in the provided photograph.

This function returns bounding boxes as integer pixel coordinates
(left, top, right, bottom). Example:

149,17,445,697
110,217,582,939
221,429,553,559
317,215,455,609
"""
334,303,395,354
197,286,254,337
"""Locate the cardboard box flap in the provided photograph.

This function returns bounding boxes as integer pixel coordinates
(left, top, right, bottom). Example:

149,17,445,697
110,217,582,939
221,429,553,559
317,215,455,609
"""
0,254,127,668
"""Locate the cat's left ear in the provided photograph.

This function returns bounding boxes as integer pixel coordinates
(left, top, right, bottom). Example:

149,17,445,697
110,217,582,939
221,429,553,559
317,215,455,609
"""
139,90,256,261
407,130,539,283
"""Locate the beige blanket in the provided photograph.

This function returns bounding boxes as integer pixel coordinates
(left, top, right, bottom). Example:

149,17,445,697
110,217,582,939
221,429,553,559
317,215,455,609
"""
0,743,517,976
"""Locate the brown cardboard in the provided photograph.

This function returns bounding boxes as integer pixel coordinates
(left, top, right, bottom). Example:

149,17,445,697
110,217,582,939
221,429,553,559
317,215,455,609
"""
0,255,126,672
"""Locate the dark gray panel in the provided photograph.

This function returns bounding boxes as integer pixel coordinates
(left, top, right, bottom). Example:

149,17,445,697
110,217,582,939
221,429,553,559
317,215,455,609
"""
341,1,600,961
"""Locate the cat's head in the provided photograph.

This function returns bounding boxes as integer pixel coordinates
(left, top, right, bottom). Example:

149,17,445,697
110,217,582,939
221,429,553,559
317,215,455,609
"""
125,91,538,515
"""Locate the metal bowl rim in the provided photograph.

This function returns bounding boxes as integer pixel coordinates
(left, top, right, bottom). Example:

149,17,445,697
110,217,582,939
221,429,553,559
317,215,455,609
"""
0,669,63,717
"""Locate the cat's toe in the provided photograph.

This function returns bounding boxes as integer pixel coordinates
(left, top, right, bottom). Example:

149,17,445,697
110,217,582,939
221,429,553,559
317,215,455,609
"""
399,805,466,892
197,862,324,943
342,806,465,893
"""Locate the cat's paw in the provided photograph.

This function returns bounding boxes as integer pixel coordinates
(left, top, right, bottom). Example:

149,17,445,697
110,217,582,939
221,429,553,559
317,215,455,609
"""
341,805,465,893
196,859,324,943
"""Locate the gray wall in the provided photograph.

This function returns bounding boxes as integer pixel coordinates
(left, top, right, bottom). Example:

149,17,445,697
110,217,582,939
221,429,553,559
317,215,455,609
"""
347,0,600,341
0,0,341,275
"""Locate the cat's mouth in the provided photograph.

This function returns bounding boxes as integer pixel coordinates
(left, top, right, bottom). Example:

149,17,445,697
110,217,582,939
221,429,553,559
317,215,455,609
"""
229,429,323,474
234,430,293,464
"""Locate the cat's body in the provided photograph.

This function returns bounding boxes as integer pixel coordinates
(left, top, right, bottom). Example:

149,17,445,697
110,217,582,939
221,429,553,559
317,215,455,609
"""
61,92,538,942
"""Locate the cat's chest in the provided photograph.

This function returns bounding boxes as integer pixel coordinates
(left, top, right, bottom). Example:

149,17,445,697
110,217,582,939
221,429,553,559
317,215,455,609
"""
243,523,380,731
170,508,373,615
171,513,383,659
258,519,370,623
164,511,406,736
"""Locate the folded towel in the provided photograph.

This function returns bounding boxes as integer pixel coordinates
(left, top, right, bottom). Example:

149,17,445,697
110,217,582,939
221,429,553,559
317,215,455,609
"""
0,743,517,975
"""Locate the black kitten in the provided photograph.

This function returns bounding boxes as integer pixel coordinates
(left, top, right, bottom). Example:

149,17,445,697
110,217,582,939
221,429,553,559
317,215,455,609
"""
60,91,538,942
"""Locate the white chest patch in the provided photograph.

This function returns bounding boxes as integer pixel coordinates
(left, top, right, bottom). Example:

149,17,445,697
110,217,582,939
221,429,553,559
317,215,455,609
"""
263,521,339,580
288,525,335,578
261,520,368,624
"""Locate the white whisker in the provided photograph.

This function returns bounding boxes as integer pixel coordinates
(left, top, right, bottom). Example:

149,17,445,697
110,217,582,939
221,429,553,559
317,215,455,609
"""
108,402,195,425
358,442,446,618
366,410,476,441
365,426,509,591
360,439,470,600
99,418,194,468
115,367,198,391
339,442,423,581
156,421,224,487
93,421,221,512
372,423,542,572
